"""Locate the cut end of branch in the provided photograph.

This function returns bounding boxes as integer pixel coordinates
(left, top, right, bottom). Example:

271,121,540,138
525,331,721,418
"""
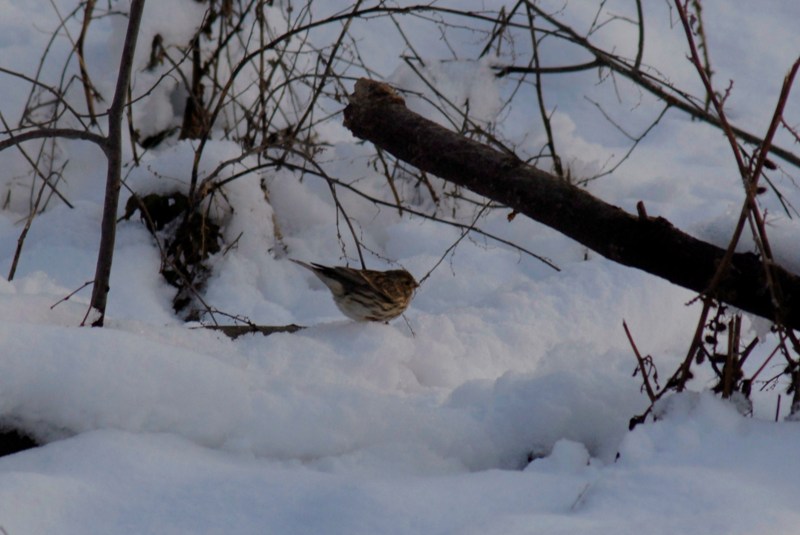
348,78,406,107
344,79,407,132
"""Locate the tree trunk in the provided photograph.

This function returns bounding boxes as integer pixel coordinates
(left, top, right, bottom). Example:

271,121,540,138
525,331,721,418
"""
88,0,147,326
342,78,800,329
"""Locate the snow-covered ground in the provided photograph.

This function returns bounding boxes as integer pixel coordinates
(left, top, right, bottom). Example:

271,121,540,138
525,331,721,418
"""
0,0,799,533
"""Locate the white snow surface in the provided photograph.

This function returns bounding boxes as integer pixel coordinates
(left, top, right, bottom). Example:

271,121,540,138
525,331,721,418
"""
0,0,799,533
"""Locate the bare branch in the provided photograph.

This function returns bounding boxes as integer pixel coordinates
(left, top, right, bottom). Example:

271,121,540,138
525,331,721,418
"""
0,128,105,151
502,4,800,170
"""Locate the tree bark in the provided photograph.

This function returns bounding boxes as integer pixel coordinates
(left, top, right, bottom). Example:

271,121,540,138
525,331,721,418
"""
342,78,800,329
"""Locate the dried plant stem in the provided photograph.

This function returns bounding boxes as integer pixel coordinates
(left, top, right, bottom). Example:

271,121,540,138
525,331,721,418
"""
623,321,656,403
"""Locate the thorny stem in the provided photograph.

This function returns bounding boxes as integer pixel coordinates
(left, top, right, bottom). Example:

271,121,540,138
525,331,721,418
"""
628,4,800,421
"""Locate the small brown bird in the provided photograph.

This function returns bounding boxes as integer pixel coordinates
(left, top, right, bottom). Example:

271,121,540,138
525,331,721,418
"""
291,259,418,322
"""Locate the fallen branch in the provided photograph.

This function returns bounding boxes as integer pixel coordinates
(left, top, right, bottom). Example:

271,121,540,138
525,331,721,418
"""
199,324,305,339
342,78,800,329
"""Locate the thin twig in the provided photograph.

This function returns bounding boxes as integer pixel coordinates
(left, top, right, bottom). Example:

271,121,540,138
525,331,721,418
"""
633,0,644,70
76,0,99,125
50,281,94,309
526,3,563,179
418,201,491,286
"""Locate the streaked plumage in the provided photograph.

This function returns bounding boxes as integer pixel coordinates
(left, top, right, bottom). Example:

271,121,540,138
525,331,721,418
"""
291,259,418,322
